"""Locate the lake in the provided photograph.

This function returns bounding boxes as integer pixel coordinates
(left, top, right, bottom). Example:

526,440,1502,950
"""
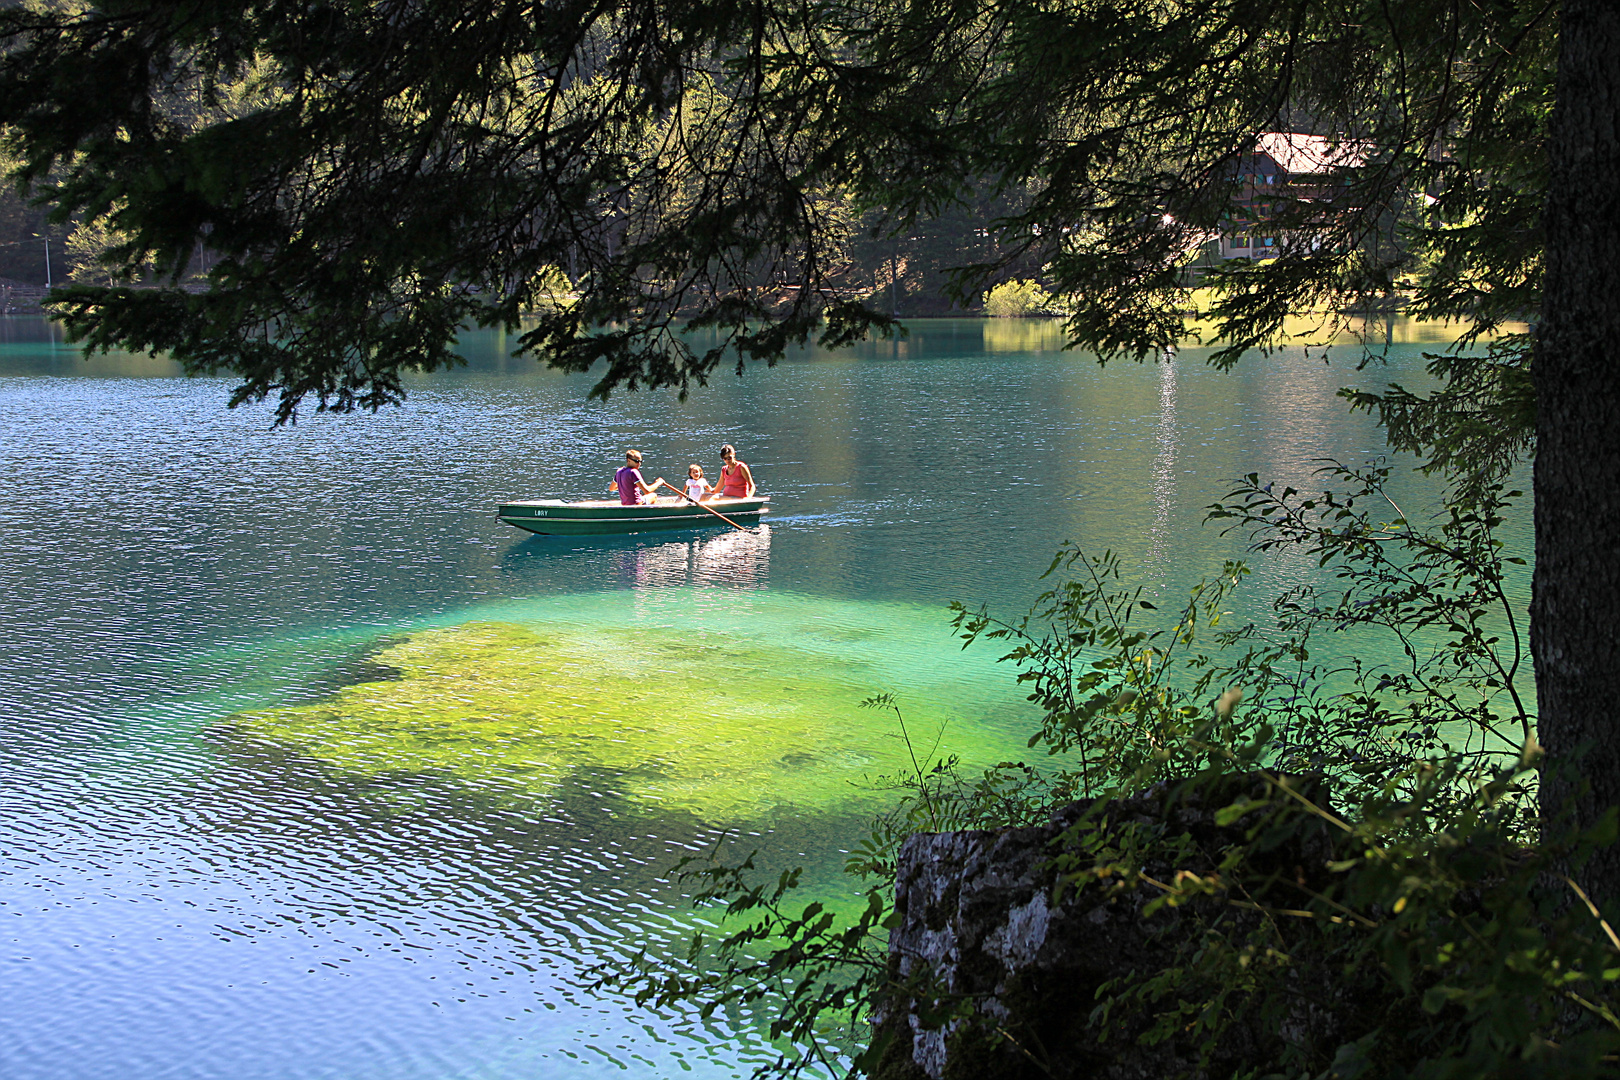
0,315,1529,1079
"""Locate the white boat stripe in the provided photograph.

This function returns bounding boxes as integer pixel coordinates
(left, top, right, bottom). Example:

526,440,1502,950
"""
499,512,761,522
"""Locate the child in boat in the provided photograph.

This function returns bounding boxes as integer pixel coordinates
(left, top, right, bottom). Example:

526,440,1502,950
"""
683,464,713,503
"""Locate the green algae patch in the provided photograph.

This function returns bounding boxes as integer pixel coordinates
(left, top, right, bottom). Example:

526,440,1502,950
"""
232,620,945,820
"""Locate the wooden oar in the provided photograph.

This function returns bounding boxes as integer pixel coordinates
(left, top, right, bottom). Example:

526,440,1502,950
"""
655,481,750,531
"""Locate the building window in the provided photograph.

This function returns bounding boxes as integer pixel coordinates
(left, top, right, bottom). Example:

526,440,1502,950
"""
1261,237,1276,247
1230,236,1250,248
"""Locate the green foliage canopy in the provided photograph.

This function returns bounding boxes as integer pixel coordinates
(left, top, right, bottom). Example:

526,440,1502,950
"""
0,0,895,420
0,0,1552,461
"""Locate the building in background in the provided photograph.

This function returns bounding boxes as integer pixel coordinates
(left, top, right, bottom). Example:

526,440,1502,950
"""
1217,133,1367,261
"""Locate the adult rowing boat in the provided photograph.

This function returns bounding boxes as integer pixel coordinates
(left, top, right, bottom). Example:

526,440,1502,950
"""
496,496,769,536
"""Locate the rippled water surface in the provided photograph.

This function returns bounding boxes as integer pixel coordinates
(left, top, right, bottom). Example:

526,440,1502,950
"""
0,316,1528,1078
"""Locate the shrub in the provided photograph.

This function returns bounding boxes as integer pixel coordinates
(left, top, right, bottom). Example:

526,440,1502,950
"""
983,279,1052,317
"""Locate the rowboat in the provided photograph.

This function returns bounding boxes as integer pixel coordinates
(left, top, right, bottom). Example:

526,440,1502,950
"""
496,496,770,536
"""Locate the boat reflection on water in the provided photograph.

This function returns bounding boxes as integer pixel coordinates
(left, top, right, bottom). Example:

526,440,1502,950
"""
612,523,772,590
692,523,772,586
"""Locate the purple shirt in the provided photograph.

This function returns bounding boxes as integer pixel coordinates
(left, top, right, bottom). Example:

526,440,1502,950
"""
615,465,643,506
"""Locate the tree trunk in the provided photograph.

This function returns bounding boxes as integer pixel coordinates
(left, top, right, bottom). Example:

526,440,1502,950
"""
1536,0,1620,899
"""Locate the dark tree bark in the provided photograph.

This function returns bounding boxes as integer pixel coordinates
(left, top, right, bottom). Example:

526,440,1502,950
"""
1536,0,1620,899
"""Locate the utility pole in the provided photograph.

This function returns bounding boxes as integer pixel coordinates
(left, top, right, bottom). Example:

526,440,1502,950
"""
889,240,899,317
43,237,50,288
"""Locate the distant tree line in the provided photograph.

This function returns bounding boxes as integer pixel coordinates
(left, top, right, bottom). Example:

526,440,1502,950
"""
0,176,1041,311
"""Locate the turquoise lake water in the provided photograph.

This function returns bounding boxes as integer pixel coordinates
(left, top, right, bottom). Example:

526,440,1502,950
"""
0,315,1530,1078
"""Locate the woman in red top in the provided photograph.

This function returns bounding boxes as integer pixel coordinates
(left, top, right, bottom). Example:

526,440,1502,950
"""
716,444,755,499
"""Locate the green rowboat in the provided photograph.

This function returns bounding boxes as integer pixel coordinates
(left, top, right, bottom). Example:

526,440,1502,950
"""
496,496,769,536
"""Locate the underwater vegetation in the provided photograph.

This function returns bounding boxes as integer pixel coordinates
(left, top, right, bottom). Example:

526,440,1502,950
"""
231,620,981,821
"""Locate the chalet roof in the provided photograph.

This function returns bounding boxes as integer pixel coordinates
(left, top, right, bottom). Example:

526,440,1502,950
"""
1254,132,1367,175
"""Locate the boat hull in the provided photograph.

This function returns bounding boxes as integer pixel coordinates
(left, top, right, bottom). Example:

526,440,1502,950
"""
497,497,769,536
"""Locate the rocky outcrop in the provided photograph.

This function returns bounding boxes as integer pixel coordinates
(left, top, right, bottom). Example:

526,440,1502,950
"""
876,782,1338,1080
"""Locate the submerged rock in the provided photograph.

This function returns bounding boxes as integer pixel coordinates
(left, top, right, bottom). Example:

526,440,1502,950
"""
878,783,1338,1079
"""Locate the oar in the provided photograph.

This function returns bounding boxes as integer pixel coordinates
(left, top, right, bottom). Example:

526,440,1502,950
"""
655,481,750,531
